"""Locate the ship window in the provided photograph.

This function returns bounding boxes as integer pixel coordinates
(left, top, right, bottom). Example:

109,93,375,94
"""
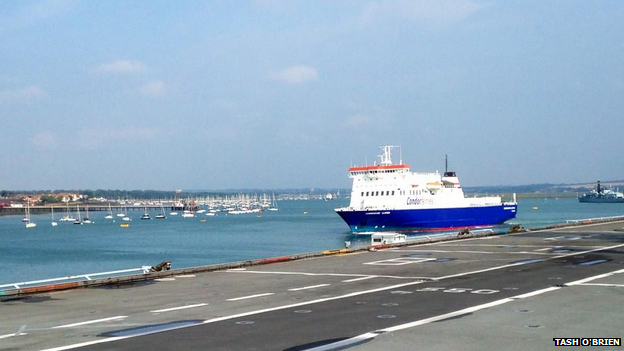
392,191,395,195
361,192,364,196
366,192,369,196
376,191,379,196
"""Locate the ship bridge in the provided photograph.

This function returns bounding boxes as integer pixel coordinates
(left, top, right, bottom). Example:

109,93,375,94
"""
348,145,410,178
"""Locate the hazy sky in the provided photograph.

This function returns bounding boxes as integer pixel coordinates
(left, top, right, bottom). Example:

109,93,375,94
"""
2,0,623,190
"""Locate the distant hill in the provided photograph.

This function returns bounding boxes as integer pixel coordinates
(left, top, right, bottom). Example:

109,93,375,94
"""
465,180,624,196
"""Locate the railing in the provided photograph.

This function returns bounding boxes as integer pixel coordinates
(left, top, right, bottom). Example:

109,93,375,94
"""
0,267,151,291
566,215,624,224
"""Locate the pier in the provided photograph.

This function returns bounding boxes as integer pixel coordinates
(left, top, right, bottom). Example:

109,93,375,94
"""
0,205,178,216
2,220,624,350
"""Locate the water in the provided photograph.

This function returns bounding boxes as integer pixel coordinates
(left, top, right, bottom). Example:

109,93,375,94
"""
1,198,623,285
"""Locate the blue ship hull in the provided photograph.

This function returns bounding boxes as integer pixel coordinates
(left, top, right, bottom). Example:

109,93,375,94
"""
335,204,517,233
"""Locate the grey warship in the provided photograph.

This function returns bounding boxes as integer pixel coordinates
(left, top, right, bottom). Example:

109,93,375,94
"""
578,180,624,203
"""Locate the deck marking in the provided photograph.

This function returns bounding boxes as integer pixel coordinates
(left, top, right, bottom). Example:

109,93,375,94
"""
364,258,435,266
577,283,624,287
225,270,431,280
397,249,554,256
150,303,209,313
35,232,624,351
304,268,624,351
437,242,624,280
226,293,274,301
342,276,377,283
288,284,330,291
0,332,27,339
52,316,127,329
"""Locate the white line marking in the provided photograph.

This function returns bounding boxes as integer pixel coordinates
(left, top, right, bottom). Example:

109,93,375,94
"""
566,268,624,286
225,270,430,280
364,258,435,266
288,284,330,291
226,293,275,301
511,286,561,299
577,283,624,287
0,333,27,339
38,229,624,351
304,268,624,351
342,276,377,283
398,249,553,256
150,303,209,313
534,247,551,252
544,236,566,241
437,242,624,280
52,316,127,329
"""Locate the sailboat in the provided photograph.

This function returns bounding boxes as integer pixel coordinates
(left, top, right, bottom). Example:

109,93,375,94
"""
51,207,58,226
59,202,76,222
25,202,36,228
116,201,126,217
155,203,166,219
268,193,279,211
122,203,132,221
82,205,92,224
73,205,83,225
140,206,151,220
104,203,113,220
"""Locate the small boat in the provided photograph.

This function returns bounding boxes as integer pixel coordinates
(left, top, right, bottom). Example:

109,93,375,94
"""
51,207,58,227
59,202,76,222
155,203,166,219
73,205,83,225
104,203,113,219
200,218,206,222
120,223,130,228
371,232,407,245
140,207,151,220
170,211,179,216
24,202,36,228
82,205,92,224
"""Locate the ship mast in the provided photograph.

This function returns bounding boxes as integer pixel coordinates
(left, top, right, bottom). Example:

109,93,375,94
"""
379,145,400,166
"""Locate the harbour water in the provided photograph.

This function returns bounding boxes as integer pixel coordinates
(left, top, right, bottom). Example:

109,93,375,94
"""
1,197,623,285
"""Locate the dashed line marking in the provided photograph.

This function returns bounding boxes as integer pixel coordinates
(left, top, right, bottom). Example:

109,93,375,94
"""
151,303,209,313
226,293,275,301
288,284,330,291
52,316,127,329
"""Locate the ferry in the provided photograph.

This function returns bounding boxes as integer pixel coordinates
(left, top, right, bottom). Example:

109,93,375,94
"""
335,146,517,233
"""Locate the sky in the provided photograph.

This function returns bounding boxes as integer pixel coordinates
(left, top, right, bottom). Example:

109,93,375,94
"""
1,0,623,191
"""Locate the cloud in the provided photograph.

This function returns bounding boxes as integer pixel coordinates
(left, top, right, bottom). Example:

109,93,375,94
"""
359,0,484,26
0,85,46,104
30,131,57,149
96,60,146,74
139,80,166,97
271,65,318,85
342,114,374,130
